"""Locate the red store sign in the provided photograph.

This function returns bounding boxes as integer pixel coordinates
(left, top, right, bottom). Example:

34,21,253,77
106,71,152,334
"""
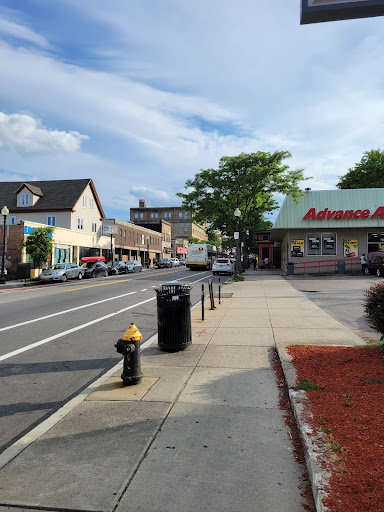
303,207,384,220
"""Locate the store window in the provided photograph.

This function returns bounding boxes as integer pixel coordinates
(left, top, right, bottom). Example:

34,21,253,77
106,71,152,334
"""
368,232,384,253
306,232,336,256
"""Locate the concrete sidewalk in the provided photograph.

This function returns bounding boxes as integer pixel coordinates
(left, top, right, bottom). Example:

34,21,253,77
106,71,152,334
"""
0,270,364,512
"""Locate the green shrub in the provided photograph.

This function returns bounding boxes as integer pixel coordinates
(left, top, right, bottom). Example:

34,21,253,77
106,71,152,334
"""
364,283,384,352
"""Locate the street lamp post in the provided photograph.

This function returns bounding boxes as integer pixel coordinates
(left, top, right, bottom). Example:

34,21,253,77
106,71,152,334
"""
146,236,149,268
0,206,9,285
234,208,241,280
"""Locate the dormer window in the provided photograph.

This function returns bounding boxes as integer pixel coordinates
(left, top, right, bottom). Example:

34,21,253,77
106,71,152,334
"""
15,183,43,207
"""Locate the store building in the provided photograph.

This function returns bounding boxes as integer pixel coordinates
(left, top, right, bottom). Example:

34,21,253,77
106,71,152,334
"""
130,199,208,257
271,188,384,273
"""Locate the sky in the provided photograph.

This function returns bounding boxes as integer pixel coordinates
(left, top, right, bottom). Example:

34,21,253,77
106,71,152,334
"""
0,0,384,223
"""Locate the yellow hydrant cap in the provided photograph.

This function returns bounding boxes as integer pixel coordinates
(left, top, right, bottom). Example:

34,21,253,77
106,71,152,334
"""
122,323,143,342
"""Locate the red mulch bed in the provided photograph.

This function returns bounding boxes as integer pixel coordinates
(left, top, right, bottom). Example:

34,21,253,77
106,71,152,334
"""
288,345,384,512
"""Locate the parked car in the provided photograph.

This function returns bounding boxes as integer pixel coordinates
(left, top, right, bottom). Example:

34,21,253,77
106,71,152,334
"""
169,258,180,267
82,261,109,278
107,261,128,275
39,263,84,282
365,252,384,277
126,260,143,273
212,258,235,275
179,259,186,266
157,258,172,268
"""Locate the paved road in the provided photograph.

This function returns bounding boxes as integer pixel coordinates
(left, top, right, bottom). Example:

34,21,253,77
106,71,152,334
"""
0,267,222,453
285,273,382,344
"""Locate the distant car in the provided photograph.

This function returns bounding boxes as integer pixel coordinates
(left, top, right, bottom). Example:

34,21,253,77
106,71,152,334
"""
126,260,143,273
179,259,186,266
39,263,84,282
212,258,235,276
107,261,128,275
157,258,172,268
365,253,384,277
169,258,180,267
82,261,109,278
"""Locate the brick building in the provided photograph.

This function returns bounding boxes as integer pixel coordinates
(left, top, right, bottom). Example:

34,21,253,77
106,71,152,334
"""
130,199,207,257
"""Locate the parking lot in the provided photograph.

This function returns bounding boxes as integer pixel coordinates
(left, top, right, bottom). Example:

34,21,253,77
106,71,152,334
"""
285,273,382,343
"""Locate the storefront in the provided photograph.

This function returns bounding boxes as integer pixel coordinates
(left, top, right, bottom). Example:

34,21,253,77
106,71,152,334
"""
271,188,384,273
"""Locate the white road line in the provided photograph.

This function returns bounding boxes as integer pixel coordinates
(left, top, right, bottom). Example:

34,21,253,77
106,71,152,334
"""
0,296,156,362
140,288,148,291
0,291,137,333
190,274,212,283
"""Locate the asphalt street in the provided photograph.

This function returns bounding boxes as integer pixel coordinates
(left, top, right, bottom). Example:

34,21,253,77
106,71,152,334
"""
0,267,220,454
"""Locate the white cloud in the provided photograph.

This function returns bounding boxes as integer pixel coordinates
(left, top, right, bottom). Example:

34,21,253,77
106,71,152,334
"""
0,11,50,48
0,112,89,154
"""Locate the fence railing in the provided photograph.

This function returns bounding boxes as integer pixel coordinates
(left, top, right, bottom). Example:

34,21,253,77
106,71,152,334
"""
284,257,360,274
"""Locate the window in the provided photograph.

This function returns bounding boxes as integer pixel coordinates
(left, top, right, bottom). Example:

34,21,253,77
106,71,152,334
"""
129,231,131,240
155,213,158,219
90,198,94,210
120,229,122,239
140,213,143,219
368,232,384,253
124,230,126,240
168,212,172,219
178,227,182,233
262,234,270,241
10,216,17,225
184,228,188,234
77,218,84,230
82,195,87,208
21,192,30,206
179,212,182,219
92,222,97,233
151,213,154,219
164,212,168,219
134,213,138,219
47,216,56,226
306,232,336,256
184,211,188,219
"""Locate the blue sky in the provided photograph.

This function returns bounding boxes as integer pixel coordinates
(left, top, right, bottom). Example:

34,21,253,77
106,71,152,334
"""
0,1,383,222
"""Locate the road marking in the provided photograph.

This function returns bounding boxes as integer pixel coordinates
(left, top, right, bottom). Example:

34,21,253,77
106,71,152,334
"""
0,296,156,362
0,291,138,333
140,288,148,291
65,269,182,292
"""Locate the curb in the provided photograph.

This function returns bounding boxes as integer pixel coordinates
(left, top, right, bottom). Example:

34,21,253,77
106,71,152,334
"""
276,345,331,512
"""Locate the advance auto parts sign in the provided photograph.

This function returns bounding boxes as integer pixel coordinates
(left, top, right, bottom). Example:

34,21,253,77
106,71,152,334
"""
303,207,384,220
301,0,384,24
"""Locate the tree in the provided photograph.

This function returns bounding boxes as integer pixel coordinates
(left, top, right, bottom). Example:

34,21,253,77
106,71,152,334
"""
337,149,384,189
177,151,306,238
23,227,54,268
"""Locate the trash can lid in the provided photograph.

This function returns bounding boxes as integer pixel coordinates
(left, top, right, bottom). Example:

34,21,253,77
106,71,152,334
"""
155,280,191,292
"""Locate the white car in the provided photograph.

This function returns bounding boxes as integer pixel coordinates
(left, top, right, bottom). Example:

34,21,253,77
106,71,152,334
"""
169,258,180,267
126,260,143,273
212,258,235,275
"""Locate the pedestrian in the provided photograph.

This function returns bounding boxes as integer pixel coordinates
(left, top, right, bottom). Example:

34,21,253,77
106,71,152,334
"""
252,257,257,270
264,257,269,269
361,254,367,274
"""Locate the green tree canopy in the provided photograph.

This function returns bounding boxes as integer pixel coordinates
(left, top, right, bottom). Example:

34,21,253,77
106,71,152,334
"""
23,227,54,268
177,151,306,238
337,149,384,189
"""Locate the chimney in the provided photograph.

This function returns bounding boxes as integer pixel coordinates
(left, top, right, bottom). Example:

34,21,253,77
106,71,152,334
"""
139,199,146,208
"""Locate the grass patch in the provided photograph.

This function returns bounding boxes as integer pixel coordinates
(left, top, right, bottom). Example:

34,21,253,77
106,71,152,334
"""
296,379,325,391
327,440,342,452
359,376,383,384
228,273,245,282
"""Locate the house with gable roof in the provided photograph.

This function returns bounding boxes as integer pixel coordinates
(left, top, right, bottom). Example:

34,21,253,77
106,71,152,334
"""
0,179,111,271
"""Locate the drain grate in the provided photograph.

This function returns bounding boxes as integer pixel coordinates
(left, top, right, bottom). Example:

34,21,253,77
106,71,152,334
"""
301,290,319,293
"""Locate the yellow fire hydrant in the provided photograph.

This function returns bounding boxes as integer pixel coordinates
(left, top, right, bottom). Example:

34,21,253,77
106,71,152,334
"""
115,323,143,385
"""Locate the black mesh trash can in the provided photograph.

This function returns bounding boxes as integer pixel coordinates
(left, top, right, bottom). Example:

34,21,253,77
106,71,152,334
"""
287,261,294,275
155,281,192,352
337,260,346,274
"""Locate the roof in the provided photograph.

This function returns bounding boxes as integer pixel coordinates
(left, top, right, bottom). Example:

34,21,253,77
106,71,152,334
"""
0,179,105,218
273,188,384,230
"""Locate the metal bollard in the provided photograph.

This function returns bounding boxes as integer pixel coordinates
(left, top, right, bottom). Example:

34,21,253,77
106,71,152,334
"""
218,278,221,305
115,323,143,385
201,284,205,321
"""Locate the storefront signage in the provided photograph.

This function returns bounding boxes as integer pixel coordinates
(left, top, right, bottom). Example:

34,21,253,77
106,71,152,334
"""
301,0,384,24
291,239,304,257
343,239,358,258
303,207,384,220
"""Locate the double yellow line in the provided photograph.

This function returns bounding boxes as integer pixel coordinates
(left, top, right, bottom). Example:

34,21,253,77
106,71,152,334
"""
65,269,179,292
